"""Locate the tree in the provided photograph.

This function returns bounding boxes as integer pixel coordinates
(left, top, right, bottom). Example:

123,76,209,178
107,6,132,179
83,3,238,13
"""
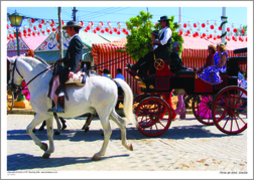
125,10,184,61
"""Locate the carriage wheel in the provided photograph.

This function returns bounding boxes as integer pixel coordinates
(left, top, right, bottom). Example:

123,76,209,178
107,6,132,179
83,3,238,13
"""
212,86,247,135
192,95,214,125
135,97,172,137
7,89,14,115
154,58,164,70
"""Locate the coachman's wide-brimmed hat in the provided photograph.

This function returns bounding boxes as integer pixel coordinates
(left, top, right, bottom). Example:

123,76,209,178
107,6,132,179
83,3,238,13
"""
62,21,83,30
158,16,170,22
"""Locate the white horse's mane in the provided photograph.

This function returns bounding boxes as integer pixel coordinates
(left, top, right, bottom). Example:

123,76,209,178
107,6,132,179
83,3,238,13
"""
20,56,49,71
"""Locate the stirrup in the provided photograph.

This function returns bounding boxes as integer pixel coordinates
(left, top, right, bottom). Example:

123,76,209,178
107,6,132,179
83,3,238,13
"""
48,104,65,113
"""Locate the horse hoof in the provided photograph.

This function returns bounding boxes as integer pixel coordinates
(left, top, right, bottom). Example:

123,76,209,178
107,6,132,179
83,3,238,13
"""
41,143,48,151
128,143,133,151
84,127,89,133
92,155,101,161
42,153,51,159
54,131,61,135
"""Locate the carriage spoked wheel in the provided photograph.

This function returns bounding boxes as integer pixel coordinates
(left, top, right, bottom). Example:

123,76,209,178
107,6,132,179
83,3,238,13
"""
135,96,172,137
212,86,247,135
192,95,215,125
154,58,164,71
7,89,14,115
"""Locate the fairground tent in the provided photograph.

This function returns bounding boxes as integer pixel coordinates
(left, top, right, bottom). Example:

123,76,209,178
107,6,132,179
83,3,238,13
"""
34,31,120,64
7,35,48,57
92,36,247,95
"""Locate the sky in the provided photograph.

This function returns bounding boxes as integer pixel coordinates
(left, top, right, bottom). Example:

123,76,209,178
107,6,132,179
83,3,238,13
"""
3,1,252,38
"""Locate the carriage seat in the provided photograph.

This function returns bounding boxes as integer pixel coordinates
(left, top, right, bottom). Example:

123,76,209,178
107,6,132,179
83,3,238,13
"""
174,69,195,76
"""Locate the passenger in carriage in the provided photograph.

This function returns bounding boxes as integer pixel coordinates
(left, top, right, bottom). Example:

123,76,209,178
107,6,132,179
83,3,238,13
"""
197,43,228,85
127,16,172,79
48,21,83,113
197,44,216,73
169,42,188,73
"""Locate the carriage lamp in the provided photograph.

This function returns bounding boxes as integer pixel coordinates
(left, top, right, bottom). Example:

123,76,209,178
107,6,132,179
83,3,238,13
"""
8,11,24,56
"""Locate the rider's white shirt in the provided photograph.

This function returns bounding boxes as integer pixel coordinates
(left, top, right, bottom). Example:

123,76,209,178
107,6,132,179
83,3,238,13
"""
159,26,172,45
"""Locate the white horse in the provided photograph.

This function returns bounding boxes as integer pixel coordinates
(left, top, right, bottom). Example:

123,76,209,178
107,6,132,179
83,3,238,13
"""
8,56,136,160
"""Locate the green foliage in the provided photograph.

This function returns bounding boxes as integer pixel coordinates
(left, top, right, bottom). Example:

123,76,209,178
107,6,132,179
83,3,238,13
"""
125,11,183,61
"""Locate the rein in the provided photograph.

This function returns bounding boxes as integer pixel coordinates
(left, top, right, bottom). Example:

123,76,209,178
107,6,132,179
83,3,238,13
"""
11,58,55,93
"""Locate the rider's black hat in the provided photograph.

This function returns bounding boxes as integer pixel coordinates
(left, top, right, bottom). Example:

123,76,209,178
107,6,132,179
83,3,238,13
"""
158,16,170,22
62,21,83,30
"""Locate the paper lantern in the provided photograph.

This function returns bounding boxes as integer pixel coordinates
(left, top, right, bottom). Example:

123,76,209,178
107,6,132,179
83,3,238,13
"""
38,24,42,28
113,28,118,32
107,22,112,29
27,18,31,23
52,27,56,32
209,34,213,38
189,27,193,31
98,21,103,28
23,29,27,34
84,29,88,33
7,24,9,29
201,23,206,28
33,26,37,30
8,30,11,34
93,29,96,34
197,21,200,26
42,30,45,34
125,31,129,35
32,32,36,36
178,30,183,36
37,31,40,36
206,20,210,25
96,27,100,31
41,19,45,24
241,29,245,34
186,30,190,34
214,20,217,26
79,21,84,26
49,20,54,25
240,24,243,29
214,30,217,34
206,28,209,32
29,23,33,27
105,27,109,32
23,26,27,30
193,23,197,28
117,31,121,35
122,28,126,33
197,27,200,31
100,29,104,33
178,22,182,27
88,21,93,27
245,37,247,41
210,25,214,29
183,23,187,28
233,28,237,33
117,22,121,29
218,26,222,31
188,21,191,27
217,35,220,39
109,30,113,34
47,29,50,34
86,26,90,30
202,33,206,37
227,27,230,32
230,31,233,36
31,19,35,23
28,28,32,33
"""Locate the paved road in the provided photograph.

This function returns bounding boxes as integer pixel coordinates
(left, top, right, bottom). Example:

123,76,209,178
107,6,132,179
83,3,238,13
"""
5,114,250,178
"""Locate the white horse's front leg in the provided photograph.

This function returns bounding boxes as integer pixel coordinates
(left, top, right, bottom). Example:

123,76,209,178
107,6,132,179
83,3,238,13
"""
42,117,54,158
26,113,51,152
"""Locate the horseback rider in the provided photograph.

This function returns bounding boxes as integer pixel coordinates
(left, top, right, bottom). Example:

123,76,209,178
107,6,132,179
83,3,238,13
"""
48,21,83,113
127,16,172,78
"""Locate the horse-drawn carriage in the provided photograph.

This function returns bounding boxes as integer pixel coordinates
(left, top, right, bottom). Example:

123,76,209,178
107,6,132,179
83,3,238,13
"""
127,47,247,137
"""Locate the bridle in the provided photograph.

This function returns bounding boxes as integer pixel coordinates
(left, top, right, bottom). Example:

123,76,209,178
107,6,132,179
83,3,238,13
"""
8,58,54,94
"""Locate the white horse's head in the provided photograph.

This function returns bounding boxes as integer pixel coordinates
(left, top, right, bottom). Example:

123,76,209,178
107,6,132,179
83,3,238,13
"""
7,57,24,92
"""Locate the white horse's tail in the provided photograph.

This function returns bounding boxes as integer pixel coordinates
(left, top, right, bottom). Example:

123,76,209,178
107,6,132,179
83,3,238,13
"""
113,78,137,126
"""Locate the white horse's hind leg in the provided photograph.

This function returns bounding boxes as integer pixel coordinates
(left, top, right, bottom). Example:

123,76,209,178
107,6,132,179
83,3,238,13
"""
42,117,54,158
26,113,51,152
92,113,112,161
110,110,133,151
